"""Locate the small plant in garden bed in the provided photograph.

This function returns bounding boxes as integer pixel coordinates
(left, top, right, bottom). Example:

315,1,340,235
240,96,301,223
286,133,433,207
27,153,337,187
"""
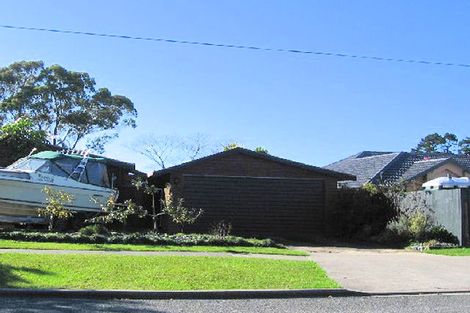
37,187,75,231
162,195,203,233
408,240,459,252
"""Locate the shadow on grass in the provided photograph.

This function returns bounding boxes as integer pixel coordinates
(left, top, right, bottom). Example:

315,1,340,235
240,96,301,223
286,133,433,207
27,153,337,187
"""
0,266,170,312
0,264,52,288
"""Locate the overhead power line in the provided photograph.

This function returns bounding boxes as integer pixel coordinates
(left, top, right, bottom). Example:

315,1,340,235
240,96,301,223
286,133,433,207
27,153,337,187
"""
1,24,469,69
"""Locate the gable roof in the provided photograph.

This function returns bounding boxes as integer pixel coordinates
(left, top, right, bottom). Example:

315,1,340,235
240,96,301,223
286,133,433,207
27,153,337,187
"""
325,151,470,187
152,148,355,180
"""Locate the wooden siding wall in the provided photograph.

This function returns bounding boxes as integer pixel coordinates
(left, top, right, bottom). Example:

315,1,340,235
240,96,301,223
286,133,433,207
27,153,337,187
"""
179,175,325,240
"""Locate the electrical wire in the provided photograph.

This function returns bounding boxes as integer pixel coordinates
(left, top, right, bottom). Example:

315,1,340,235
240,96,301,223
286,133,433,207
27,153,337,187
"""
1,24,469,69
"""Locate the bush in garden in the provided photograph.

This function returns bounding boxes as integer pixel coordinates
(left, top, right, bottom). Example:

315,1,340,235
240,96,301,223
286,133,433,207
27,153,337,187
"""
79,224,110,236
426,225,459,245
408,211,430,242
329,184,398,239
379,211,459,245
382,214,411,243
209,220,232,238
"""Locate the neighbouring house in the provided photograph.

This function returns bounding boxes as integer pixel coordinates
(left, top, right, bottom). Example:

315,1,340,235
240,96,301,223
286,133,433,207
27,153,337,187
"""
149,148,355,240
324,151,470,190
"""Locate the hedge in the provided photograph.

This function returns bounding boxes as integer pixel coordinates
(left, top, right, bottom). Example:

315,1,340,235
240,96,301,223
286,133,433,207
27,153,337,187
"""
0,231,279,248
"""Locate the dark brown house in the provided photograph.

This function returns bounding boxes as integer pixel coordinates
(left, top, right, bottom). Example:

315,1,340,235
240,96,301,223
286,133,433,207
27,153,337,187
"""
149,148,354,240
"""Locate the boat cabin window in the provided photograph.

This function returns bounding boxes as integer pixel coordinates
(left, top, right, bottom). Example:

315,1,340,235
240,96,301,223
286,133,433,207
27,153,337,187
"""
54,158,80,176
7,156,111,188
85,162,110,188
7,158,48,171
53,158,111,188
46,161,73,178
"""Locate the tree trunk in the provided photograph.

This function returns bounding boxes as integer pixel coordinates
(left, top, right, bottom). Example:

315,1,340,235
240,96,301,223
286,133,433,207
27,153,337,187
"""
151,196,158,232
48,215,54,231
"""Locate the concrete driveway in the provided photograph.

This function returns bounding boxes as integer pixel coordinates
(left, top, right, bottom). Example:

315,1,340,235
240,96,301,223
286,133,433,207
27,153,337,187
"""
298,246,470,293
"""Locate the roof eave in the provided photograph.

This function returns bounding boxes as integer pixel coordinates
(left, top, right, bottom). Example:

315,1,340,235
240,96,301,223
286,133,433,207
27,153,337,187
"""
151,148,357,181
403,158,462,182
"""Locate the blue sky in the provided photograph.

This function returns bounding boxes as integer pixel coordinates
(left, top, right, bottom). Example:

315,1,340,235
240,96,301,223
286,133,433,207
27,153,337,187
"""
1,1,469,171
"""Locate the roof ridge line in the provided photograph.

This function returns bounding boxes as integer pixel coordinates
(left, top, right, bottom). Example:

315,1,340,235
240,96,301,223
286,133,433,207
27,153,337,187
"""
324,151,396,168
414,157,451,163
368,152,405,184
152,147,355,180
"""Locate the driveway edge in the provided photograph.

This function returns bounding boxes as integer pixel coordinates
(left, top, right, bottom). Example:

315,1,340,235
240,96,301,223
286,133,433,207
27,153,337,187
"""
0,288,364,299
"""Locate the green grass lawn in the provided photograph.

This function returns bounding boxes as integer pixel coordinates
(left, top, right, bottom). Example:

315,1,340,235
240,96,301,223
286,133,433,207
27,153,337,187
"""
426,248,470,256
0,253,338,290
0,239,308,256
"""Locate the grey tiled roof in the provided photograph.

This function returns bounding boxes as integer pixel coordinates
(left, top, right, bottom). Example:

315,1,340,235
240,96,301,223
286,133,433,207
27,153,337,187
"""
442,154,470,169
324,151,470,187
401,158,451,181
324,152,400,187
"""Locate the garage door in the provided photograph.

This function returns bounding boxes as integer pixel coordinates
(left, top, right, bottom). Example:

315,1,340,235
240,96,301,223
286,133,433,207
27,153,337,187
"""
181,175,325,240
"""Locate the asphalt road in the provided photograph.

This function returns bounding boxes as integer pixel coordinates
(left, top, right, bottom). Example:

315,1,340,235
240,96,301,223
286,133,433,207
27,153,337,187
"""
1,294,470,313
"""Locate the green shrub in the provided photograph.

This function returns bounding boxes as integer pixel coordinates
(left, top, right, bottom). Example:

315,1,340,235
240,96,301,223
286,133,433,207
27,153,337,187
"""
330,186,398,239
0,231,280,248
0,118,49,167
379,211,459,245
426,226,459,245
408,211,430,241
382,214,411,243
79,224,110,236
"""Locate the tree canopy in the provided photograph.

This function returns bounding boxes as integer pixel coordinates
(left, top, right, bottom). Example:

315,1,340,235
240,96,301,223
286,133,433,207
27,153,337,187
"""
413,132,469,155
0,117,49,166
459,137,470,155
0,60,137,153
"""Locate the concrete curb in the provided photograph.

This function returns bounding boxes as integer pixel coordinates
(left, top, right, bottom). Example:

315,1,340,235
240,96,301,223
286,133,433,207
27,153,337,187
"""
0,288,365,300
2,288,469,300
366,290,470,297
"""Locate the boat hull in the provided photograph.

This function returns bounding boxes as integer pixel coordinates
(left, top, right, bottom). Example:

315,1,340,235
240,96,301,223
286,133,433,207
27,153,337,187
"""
0,177,115,223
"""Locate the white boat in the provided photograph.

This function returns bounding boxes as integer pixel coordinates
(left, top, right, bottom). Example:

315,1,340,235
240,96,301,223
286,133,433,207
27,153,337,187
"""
0,150,118,224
